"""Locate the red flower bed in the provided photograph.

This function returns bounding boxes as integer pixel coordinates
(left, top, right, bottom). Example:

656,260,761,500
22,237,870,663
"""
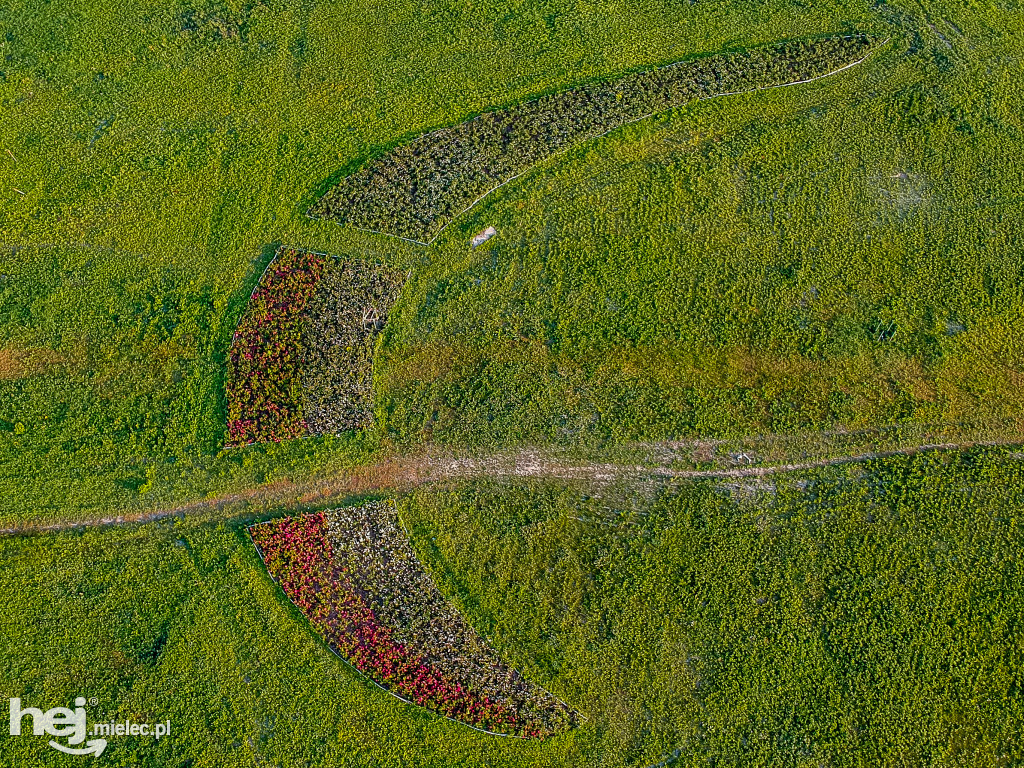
249,507,574,737
224,248,403,446
225,248,328,445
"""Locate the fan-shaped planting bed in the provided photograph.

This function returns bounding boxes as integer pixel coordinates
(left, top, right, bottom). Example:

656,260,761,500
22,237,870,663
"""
310,34,877,243
225,247,404,446
248,501,577,737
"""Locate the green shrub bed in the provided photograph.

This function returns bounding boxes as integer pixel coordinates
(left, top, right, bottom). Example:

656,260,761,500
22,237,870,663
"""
310,34,876,243
224,248,404,445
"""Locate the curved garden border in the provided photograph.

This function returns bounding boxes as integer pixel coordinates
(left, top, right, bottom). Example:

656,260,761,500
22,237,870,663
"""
310,34,882,244
224,247,405,447
248,501,578,738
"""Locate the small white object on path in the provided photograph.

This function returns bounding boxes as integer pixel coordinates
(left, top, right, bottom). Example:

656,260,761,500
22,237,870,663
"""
471,226,497,247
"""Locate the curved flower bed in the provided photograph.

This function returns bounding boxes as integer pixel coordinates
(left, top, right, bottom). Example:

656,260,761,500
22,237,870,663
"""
224,247,404,446
310,34,877,243
249,503,576,737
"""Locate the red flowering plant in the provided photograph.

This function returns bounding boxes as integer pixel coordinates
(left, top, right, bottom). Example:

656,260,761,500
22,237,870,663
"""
224,247,404,446
224,248,328,445
249,503,577,737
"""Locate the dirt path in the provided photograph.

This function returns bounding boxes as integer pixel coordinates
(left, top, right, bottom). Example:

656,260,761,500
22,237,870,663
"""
1,436,1018,539
450,441,979,482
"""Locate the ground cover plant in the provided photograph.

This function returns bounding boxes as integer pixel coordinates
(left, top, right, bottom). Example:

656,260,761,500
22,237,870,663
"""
249,500,576,737
310,34,877,242
224,247,404,445
303,261,406,434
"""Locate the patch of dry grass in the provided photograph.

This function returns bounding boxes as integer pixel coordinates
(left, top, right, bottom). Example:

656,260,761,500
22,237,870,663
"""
0,346,67,380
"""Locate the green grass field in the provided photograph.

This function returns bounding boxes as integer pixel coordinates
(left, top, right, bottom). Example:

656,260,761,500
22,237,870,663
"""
2,0,1023,764
2,0,1023,521
1,449,1020,766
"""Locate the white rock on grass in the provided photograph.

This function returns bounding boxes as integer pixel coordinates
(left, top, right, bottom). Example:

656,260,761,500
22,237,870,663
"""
471,226,497,247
